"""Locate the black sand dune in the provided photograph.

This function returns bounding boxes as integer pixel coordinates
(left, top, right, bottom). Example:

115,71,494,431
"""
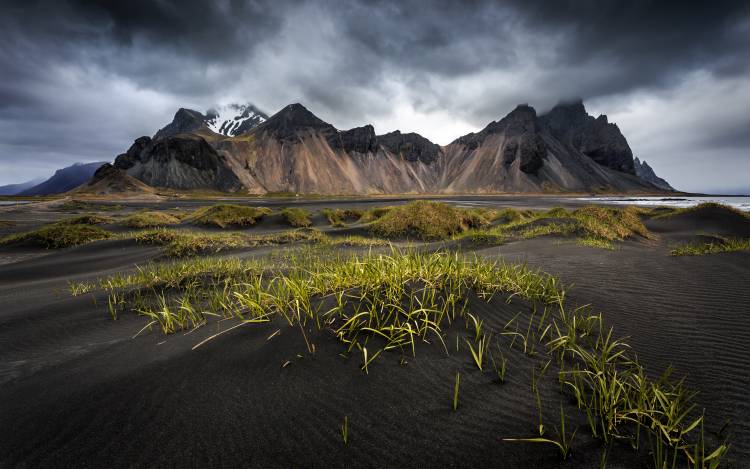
646,204,750,238
0,243,652,468
493,237,750,464
0,198,747,467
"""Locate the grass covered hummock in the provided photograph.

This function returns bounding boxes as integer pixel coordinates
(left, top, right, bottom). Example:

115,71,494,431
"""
280,207,313,227
321,208,364,227
0,221,112,248
370,201,495,240
59,200,123,212
652,202,750,219
186,204,272,228
122,211,181,228
132,227,327,257
490,205,650,246
55,214,113,225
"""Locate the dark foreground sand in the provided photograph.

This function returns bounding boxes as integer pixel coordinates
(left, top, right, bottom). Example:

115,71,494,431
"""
0,198,748,467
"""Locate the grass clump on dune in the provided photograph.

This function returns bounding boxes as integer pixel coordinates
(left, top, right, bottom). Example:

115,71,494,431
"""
187,204,272,228
358,206,393,223
83,248,728,466
91,249,565,336
323,235,390,247
371,201,493,240
56,214,112,225
122,211,181,228
281,207,312,227
0,220,112,248
670,236,750,256
652,202,749,219
59,200,123,212
494,207,534,224
496,205,650,248
322,208,364,227
132,227,326,257
577,237,615,250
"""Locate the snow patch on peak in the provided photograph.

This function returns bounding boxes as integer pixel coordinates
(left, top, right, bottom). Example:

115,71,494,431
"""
205,103,268,137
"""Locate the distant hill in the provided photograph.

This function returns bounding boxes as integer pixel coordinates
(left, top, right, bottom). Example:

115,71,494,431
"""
70,163,158,197
20,162,108,196
112,100,668,194
0,177,45,195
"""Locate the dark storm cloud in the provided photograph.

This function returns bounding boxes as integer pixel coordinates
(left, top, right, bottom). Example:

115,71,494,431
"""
0,0,749,192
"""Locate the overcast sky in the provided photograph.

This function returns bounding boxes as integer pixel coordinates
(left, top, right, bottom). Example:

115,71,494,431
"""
1,0,749,193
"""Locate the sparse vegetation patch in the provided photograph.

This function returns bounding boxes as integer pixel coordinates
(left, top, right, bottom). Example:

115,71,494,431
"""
186,204,272,228
280,207,312,227
0,221,112,248
670,236,750,256
652,202,750,219
56,214,112,225
79,249,728,467
122,211,180,228
132,227,326,257
322,208,363,227
59,200,123,212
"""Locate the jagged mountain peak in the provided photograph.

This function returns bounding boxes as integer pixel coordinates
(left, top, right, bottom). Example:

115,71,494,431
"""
634,157,674,190
154,103,268,139
452,103,539,148
377,130,440,164
252,102,336,140
205,103,268,137
539,99,635,174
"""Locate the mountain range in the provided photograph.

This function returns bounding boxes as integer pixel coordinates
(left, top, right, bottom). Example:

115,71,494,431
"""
109,99,672,195
1,100,675,196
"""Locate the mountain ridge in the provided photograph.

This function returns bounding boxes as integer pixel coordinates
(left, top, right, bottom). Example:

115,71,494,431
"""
153,103,269,140
634,157,674,191
108,100,671,195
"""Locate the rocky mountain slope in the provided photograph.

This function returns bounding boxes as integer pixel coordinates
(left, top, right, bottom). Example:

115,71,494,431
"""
20,162,108,196
110,101,669,194
633,157,674,191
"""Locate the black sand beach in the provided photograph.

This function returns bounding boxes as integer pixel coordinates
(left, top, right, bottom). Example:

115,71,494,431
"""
0,197,748,467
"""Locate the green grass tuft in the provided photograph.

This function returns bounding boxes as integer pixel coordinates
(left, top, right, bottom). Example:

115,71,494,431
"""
59,200,123,212
577,237,615,250
186,204,272,228
0,222,112,248
122,211,181,228
132,227,327,257
652,202,750,219
495,205,650,246
280,207,312,227
670,236,750,256
358,206,393,223
56,214,112,225
321,208,364,227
